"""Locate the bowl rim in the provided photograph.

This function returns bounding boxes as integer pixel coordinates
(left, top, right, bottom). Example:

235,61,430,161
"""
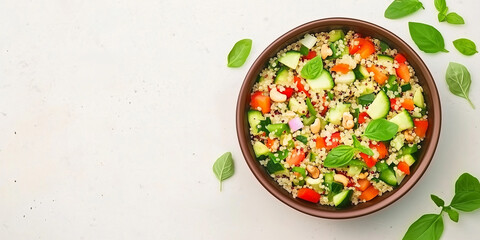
236,17,441,219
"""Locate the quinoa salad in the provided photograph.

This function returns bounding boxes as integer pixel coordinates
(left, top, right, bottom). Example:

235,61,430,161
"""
247,30,429,208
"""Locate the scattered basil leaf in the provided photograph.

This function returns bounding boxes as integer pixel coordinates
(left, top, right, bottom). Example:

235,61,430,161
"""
450,192,480,212
455,173,480,194
296,135,308,145
227,39,252,68
363,119,399,141
431,194,445,207
357,93,375,106
453,38,478,56
380,41,390,52
408,22,448,53
434,0,446,12
384,0,424,19
301,56,323,79
352,135,374,156
445,62,475,109
212,152,235,191
444,207,459,222
437,12,447,22
402,214,444,240
324,145,355,168
445,12,465,24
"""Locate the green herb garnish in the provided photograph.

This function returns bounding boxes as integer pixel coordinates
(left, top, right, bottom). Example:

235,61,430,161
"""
227,39,252,68
384,0,424,19
301,56,323,79
453,38,478,56
363,119,399,141
408,22,448,53
212,152,235,191
445,62,475,109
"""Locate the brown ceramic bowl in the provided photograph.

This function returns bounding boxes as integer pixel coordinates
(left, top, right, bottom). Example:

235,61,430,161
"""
236,18,441,219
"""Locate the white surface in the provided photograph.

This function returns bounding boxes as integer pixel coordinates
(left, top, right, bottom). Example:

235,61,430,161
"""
0,0,479,239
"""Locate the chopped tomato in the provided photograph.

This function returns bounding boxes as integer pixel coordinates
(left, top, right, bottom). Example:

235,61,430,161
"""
390,98,399,111
360,153,377,168
331,64,350,74
278,87,294,98
266,138,276,151
397,161,410,175
357,179,371,192
250,91,271,114
359,186,379,201
349,38,374,58
394,53,406,64
294,76,310,97
327,132,341,150
367,65,388,85
414,119,428,138
396,63,410,82
286,149,306,166
358,112,369,124
401,99,415,111
297,188,321,203
305,51,317,60
369,142,388,159
315,137,326,149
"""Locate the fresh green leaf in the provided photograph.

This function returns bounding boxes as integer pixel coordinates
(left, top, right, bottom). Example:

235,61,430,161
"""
352,135,374,156
455,173,480,194
299,45,309,56
384,0,424,19
212,152,235,191
434,0,446,12
363,119,399,141
444,207,459,222
402,214,444,240
445,12,465,24
438,12,447,22
257,117,271,134
357,93,376,106
450,192,480,212
431,194,445,207
296,135,308,145
324,145,355,168
408,22,448,53
446,62,475,109
301,56,323,79
453,38,478,56
227,39,252,68
380,41,390,52
268,149,289,162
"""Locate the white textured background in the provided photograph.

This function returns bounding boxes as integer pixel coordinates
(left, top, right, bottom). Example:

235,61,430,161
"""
0,0,479,239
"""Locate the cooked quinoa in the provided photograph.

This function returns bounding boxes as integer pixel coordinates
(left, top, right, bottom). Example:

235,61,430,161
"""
247,30,429,208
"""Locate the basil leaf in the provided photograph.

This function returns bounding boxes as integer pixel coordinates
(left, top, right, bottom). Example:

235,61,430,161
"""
301,56,323,79
384,0,424,19
296,135,308,145
402,214,444,240
446,62,475,109
212,152,235,191
352,135,374,156
450,192,480,212
445,12,465,24
434,0,446,12
380,41,390,52
438,12,447,22
408,22,448,53
444,207,459,223
363,119,399,141
453,38,478,56
357,93,375,106
324,145,355,168
431,194,445,207
455,172,480,194
227,39,252,68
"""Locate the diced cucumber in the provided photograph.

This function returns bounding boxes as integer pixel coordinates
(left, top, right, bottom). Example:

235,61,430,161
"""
326,103,351,125
327,42,348,60
379,168,397,186
375,162,389,172
293,167,306,178
353,65,369,80
413,88,425,108
390,134,405,151
328,30,345,42
306,177,322,192
396,173,406,185
274,66,291,84
357,80,375,95
266,159,288,176
333,189,353,208
278,51,301,69
398,144,418,156
247,110,264,135
253,141,270,157
377,54,394,66
347,165,362,177
330,182,344,194
306,69,334,92
401,83,412,92
302,115,316,126
411,111,423,118
288,97,308,114
382,75,400,94
324,172,334,185
300,34,317,49
389,109,414,132
402,154,416,166
335,70,356,84
366,91,390,120
266,123,289,137
309,152,317,162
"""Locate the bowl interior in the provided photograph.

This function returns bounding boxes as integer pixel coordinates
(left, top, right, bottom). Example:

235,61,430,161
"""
236,18,441,219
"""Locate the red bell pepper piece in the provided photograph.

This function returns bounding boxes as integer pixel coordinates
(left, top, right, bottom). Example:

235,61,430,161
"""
305,51,317,60
397,161,410,175
286,148,306,166
369,142,388,159
293,76,310,97
396,63,410,82
278,87,294,98
359,186,379,201
331,64,350,74
401,99,415,111
250,91,271,114
360,153,377,168
297,188,321,203
414,119,428,138
358,112,369,124
394,53,406,64
367,65,388,85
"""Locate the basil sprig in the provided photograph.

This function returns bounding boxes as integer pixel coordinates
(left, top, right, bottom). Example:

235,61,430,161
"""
384,0,424,19
445,62,475,109
227,39,252,68
363,119,399,141
301,56,323,79
453,38,478,56
403,173,480,240
408,22,448,53
323,137,373,168
434,0,465,24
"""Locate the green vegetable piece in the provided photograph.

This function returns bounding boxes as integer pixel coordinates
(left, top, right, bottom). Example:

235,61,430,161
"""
380,41,390,52
453,38,478,56
227,39,252,68
257,117,271,134
408,22,448,53
402,214,444,240
446,62,475,109
327,91,334,100
357,93,375,106
212,152,235,191
292,167,307,178
430,194,445,207
384,0,424,19
399,144,418,156
434,0,446,13
445,12,465,24
363,119,399,141
305,97,317,116
324,145,356,168
299,45,309,56
296,135,308,145
301,56,323,79
268,149,289,162
401,83,411,92
352,135,374,156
